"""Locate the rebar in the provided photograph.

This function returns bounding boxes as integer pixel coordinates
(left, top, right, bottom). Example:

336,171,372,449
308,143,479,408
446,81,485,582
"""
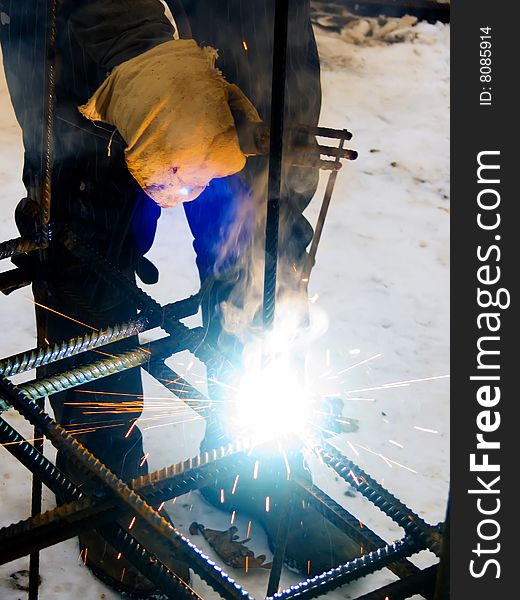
319,443,440,555
0,416,199,600
0,236,42,261
0,319,147,378
266,536,420,600
294,479,423,582
0,382,251,600
353,565,437,600
262,0,290,330
0,415,249,565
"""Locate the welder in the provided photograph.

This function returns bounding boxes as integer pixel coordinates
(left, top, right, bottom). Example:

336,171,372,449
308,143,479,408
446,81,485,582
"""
0,1,359,596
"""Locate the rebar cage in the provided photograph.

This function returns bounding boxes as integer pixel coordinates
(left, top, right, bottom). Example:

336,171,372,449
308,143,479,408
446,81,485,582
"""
0,1,447,598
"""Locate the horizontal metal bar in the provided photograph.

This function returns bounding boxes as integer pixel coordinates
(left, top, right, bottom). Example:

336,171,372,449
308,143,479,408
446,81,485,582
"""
15,331,204,402
318,443,440,555
0,236,44,261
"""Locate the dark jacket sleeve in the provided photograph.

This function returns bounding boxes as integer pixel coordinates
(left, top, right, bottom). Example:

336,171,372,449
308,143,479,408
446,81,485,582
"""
62,0,175,70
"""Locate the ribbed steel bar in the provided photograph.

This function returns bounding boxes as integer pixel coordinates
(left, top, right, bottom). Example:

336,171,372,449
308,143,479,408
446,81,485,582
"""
18,346,151,400
352,565,437,600
0,319,147,378
14,331,204,403
262,0,290,330
0,236,42,261
0,384,251,600
0,417,248,565
319,443,440,555
294,479,423,582
0,416,199,600
266,536,420,600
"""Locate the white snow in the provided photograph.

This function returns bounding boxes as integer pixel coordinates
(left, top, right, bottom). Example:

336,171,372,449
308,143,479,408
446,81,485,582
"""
0,20,449,600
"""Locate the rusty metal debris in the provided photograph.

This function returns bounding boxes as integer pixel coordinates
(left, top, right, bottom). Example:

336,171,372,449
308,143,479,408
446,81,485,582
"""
189,523,273,570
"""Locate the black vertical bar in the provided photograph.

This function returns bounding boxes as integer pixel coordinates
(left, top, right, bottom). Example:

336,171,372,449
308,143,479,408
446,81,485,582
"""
262,0,290,330
29,398,44,600
266,489,294,598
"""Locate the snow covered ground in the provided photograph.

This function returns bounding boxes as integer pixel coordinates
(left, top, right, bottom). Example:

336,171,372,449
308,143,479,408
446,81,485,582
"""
0,17,449,600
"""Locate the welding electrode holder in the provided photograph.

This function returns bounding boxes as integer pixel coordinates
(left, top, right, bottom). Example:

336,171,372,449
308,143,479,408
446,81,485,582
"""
236,121,358,166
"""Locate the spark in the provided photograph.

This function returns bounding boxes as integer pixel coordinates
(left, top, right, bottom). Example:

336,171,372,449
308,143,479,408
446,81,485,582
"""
253,460,260,480
345,374,449,394
158,501,165,512
242,40,248,51
30,299,97,331
117,552,122,560
344,397,376,402
349,470,361,487
282,449,291,480
307,560,311,575
231,511,236,525
245,555,249,573
354,442,418,473
231,474,240,495
140,453,149,467
309,293,319,304
349,348,361,355
389,440,404,449
265,496,270,512
414,426,439,434
247,521,252,538
172,497,177,505
338,353,383,375
92,349,119,360
346,440,359,456
120,567,126,582
220,488,225,504
128,517,136,530
124,420,138,439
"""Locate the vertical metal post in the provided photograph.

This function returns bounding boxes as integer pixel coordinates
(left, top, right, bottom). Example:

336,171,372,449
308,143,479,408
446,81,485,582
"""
262,0,290,330
266,487,294,598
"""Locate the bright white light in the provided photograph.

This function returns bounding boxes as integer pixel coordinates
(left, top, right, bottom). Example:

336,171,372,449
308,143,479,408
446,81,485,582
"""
179,186,190,196
229,355,313,444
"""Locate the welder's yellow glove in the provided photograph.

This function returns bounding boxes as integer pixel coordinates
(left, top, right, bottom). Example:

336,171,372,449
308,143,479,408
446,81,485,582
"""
79,39,261,207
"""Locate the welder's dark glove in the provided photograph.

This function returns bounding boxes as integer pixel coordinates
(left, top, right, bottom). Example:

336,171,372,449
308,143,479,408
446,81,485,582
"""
79,39,261,208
